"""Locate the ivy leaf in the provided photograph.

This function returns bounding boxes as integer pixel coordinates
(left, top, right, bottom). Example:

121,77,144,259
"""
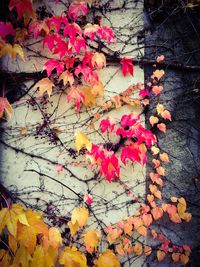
91,52,106,69
44,59,65,77
59,70,74,86
71,207,89,228
13,246,32,267
67,87,85,111
0,22,15,41
152,85,163,96
97,26,115,43
34,78,55,97
157,123,166,133
120,57,134,76
157,250,166,262
96,249,120,267
48,227,62,249
29,20,49,39
9,0,34,20
100,117,115,133
75,131,92,152
68,1,88,21
84,23,99,40
151,207,163,220
0,97,13,118
83,228,101,254
59,246,88,267
0,43,25,61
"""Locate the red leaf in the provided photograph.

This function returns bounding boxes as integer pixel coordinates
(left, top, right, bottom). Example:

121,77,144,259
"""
120,57,134,76
44,59,64,76
121,143,146,165
75,65,98,85
63,22,82,39
69,36,86,53
0,22,15,41
43,34,56,51
47,16,68,32
120,113,140,128
68,1,88,21
53,36,72,58
100,150,120,182
139,89,150,98
100,117,115,133
9,0,34,19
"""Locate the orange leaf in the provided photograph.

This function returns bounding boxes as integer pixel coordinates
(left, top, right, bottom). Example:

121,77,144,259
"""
142,214,153,227
152,69,165,80
144,246,152,256
156,103,165,115
157,250,166,262
152,85,163,96
180,254,189,265
157,123,166,133
160,153,170,163
133,243,143,256
151,207,163,220
59,246,87,267
156,166,165,176
172,252,180,262
49,227,62,248
0,97,13,118
59,70,74,86
161,110,172,121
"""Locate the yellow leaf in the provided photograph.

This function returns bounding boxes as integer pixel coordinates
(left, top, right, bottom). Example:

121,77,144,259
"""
149,116,159,126
82,86,96,107
151,146,160,155
49,227,62,249
8,234,18,253
0,250,11,267
91,52,106,69
34,78,55,97
30,245,45,267
160,153,170,163
91,81,104,97
59,246,88,267
13,246,32,267
96,249,120,267
59,71,74,86
75,131,92,152
83,228,101,254
71,207,89,228
0,43,25,61
156,103,165,115
157,250,166,262
68,220,80,237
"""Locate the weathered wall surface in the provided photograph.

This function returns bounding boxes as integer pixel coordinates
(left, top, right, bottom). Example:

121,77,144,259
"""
144,3,200,266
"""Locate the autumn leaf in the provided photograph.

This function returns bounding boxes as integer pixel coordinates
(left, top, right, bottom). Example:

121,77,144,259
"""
180,254,189,265
160,153,170,163
100,117,115,133
59,246,88,267
59,71,74,86
161,110,172,121
44,59,65,77
71,207,89,228
13,245,32,267
133,243,143,256
48,227,62,248
0,97,13,118
0,43,25,61
67,87,85,111
149,116,159,126
75,131,92,152
30,245,45,267
157,123,166,133
151,146,160,155
151,207,163,220
157,250,166,262
152,69,165,80
156,103,165,115
91,81,104,97
96,249,120,267
142,214,153,227
83,228,101,254
120,57,134,76
68,1,88,21
97,26,115,43
91,52,106,69
157,55,165,63
152,85,163,96
172,252,180,262
81,86,96,107
34,78,55,97
9,0,34,19
0,22,15,41
84,23,99,40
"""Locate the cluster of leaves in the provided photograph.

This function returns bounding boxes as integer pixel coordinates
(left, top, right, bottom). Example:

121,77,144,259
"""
0,0,193,266
0,203,121,267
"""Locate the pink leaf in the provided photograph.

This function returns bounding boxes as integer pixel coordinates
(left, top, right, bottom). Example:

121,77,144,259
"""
9,0,34,19
97,26,115,43
68,1,88,21
83,194,93,205
100,117,115,133
67,87,85,111
0,22,15,41
44,59,64,76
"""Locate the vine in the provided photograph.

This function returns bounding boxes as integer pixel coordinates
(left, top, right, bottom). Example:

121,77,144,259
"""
0,0,194,266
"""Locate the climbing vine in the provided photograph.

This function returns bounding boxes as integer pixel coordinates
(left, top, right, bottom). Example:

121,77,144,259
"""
0,0,194,266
